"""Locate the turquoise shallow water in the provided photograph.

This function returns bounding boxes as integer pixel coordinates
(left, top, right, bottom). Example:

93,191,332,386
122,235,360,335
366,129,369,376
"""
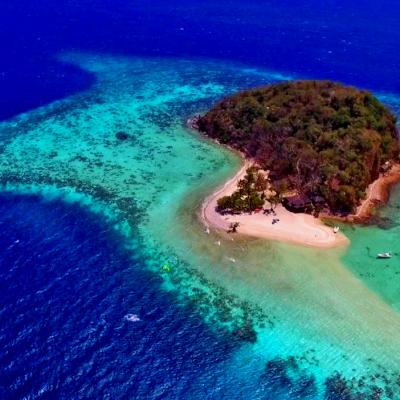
2,53,400,398
342,183,400,311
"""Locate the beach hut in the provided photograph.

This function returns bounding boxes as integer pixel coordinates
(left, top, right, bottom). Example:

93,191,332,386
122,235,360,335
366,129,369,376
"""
282,194,312,213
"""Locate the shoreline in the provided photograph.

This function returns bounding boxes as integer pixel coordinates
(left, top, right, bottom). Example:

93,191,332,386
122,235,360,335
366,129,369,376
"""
191,116,400,248
201,160,350,249
201,159,400,248
317,163,400,226
338,163,400,223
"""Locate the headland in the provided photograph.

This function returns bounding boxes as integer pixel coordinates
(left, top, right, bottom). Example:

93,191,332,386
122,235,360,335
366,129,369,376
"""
195,80,400,247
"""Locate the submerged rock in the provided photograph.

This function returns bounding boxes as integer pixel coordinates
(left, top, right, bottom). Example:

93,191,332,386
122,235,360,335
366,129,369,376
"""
116,131,130,141
233,321,257,343
260,356,317,398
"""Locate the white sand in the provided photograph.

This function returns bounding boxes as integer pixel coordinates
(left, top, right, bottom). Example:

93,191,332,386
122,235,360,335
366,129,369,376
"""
201,161,349,248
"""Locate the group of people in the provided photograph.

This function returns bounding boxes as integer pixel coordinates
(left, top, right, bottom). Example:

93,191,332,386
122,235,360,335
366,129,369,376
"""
263,208,277,216
262,208,280,224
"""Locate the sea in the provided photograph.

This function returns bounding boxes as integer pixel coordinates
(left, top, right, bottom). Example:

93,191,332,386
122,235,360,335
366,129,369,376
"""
1,1,400,399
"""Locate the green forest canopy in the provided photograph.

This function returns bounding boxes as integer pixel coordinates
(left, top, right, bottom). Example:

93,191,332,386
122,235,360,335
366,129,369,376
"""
216,166,267,213
198,80,399,213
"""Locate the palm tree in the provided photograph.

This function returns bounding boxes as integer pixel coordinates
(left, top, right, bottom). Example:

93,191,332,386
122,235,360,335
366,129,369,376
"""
229,222,240,233
268,192,281,210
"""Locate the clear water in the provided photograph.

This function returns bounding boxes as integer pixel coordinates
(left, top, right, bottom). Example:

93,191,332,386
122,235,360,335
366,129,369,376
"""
0,192,251,399
1,53,400,399
2,1,400,399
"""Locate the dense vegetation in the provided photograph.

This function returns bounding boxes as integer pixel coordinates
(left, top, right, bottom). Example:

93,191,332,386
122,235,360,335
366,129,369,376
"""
217,167,268,213
199,81,399,213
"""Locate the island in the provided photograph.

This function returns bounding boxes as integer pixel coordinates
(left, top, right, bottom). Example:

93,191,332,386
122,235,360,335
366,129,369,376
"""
196,80,400,247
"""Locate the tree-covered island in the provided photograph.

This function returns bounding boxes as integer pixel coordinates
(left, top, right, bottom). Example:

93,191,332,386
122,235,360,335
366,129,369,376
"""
198,81,399,215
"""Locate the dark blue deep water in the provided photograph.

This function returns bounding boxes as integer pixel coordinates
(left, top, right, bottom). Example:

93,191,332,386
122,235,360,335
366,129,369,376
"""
0,194,240,399
1,1,400,398
2,0,400,120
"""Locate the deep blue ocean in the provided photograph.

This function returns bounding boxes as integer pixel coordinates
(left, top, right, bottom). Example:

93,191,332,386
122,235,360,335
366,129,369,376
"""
1,1,400,399
0,194,242,399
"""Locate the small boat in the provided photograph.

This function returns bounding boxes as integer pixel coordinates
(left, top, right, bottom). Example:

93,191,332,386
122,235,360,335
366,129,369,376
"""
125,314,141,322
333,226,340,234
377,252,392,259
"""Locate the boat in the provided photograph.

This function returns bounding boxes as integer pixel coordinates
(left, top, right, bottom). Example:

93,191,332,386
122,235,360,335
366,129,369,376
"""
124,314,141,322
377,252,392,259
333,226,340,234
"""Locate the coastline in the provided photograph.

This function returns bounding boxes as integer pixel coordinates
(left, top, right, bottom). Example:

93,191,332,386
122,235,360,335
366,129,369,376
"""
347,163,400,222
318,163,400,225
201,155,400,247
193,107,400,248
201,159,349,249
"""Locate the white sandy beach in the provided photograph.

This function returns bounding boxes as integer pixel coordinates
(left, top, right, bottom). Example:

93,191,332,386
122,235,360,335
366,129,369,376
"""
201,161,349,248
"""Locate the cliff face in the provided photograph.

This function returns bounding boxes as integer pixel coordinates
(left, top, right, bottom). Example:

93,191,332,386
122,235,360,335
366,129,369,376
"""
198,80,399,214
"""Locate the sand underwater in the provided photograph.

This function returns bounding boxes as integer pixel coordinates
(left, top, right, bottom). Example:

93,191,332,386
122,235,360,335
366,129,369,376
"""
2,53,400,398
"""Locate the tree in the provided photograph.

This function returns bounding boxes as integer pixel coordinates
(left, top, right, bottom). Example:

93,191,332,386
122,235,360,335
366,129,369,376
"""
228,222,240,233
199,80,399,215
217,196,233,212
215,167,266,214
268,192,281,210
248,191,264,210
255,172,268,192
